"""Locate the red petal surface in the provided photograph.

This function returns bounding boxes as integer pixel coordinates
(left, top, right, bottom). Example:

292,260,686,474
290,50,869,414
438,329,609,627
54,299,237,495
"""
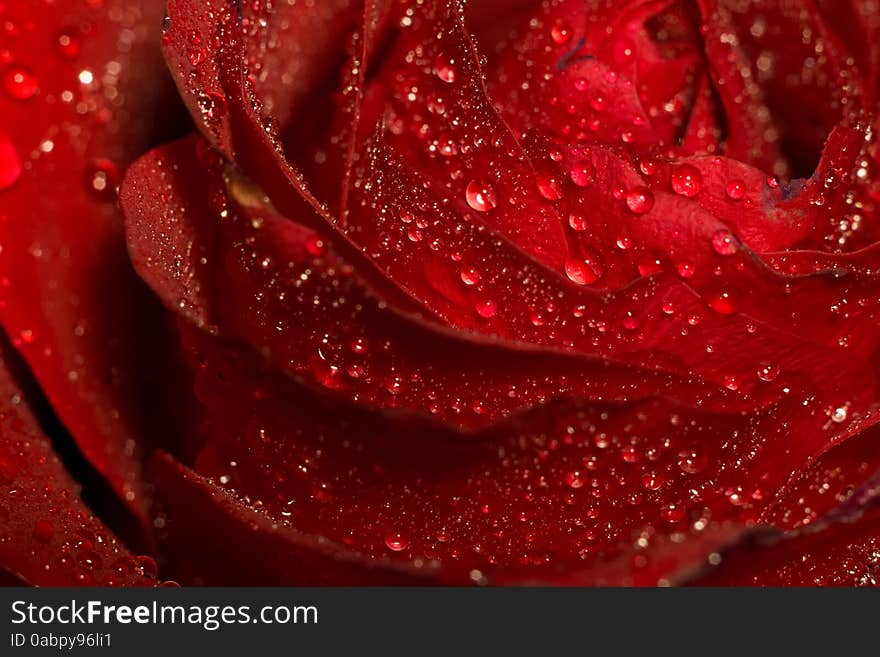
0,0,187,523
0,338,155,586
126,0,880,586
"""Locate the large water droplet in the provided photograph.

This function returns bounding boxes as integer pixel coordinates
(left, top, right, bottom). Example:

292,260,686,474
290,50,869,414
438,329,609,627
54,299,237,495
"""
671,164,702,197
384,533,409,552
725,179,746,200
551,23,572,45
536,172,563,201
625,186,654,214
711,230,738,256
565,255,602,285
465,180,497,212
434,54,457,83
32,519,54,543
569,163,595,188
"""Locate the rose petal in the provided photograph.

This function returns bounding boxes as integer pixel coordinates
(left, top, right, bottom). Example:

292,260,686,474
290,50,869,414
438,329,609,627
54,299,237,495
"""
122,136,734,432
0,337,155,586
0,0,188,521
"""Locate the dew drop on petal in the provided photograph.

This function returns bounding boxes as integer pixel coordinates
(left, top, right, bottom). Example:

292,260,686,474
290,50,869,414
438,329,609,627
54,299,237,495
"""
725,179,746,200
568,214,588,231
711,230,738,256
536,172,564,201
676,261,695,278
434,54,456,83
475,299,496,318
670,164,702,197
384,533,409,552
565,255,602,285
708,292,735,314
642,473,665,491
460,266,481,286
678,449,708,474
465,180,497,212
551,23,572,45
757,362,780,382
32,519,54,543
625,186,654,214
569,163,595,188
564,471,586,489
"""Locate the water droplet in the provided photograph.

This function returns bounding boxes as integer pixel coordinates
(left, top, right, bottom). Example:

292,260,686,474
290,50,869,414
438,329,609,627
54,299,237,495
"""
671,164,702,197
711,230,738,256
569,163,595,188
475,299,496,318
625,186,654,214
434,54,456,83
676,261,695,278
384,533,409,552
189,48,206,67
831,406,848,423
465,180,497,212
642,473,665,491
536,172,563,201
565,255,602,285
32,519,54,543
660,503,686,523
568,214,588,231
0,134,22,190
757,362,780,382
708,292,735,314
3,66,38,100
551,23,572,45
135,555,158,578
460,266,481,286
564,471,586,489
678,449,707,474
725,179,746,200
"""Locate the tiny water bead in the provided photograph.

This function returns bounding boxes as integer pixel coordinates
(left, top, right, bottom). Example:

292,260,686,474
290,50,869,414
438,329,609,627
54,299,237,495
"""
465,180,497,212
711,230,738,256
3,66,38,100
670,164,702,198
625,186,654,214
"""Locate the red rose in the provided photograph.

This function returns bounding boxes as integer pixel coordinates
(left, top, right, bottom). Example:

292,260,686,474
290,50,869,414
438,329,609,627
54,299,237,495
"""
1,0,879,586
